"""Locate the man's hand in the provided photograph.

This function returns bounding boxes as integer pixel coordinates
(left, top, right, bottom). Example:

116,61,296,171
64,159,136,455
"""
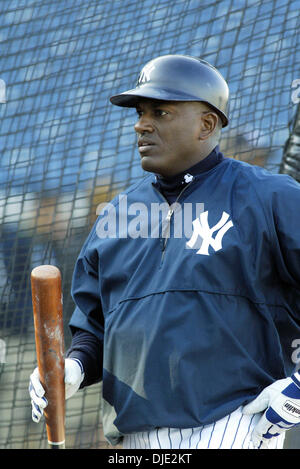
243,372,300,448
29,358,84,423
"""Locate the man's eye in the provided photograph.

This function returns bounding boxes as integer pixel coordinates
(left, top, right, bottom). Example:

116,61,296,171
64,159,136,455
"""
155,109,168,116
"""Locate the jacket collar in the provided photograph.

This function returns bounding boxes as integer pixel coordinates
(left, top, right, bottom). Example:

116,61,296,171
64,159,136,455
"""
154,146,224,193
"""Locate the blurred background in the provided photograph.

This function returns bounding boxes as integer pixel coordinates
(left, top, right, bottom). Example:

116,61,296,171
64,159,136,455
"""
0,0,299,449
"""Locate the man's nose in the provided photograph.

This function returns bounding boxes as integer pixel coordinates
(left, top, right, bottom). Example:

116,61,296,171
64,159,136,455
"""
134,115,154,134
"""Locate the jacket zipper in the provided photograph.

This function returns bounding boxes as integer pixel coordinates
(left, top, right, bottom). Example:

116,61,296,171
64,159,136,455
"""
153,181,194,264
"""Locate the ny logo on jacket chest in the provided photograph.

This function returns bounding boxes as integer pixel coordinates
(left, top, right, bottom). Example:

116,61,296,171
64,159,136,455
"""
186,211,234,255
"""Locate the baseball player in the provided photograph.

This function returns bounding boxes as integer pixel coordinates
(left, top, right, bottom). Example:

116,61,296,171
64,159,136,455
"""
29,55,300,449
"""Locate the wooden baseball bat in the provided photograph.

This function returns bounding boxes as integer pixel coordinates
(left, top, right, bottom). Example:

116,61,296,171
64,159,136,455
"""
31,265,66,449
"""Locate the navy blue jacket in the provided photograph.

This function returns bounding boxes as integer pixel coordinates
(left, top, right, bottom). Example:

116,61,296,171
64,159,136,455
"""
68,149,300,445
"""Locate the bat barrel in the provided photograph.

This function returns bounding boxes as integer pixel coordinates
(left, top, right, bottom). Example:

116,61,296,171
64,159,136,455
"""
31,265,66,449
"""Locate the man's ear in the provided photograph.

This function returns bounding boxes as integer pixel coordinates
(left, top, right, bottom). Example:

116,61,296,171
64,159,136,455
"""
198,112,219,140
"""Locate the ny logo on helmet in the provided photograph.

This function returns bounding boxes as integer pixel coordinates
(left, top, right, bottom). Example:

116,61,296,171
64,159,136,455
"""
138,64,156,84
186,211,233,255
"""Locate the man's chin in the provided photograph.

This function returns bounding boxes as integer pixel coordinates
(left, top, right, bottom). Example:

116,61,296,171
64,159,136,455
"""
140,155,161,174
140,156,178,178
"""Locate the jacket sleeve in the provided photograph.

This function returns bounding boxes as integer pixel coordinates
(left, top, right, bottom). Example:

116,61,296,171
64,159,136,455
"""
269,174,300,288
68,225,105,385
69,223,104,338
66,328,103,387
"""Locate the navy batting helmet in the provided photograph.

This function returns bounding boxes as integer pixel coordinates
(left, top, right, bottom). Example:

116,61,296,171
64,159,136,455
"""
110,54,229,127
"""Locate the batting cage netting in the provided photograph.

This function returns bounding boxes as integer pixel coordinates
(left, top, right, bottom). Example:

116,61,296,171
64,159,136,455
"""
0,0,299,449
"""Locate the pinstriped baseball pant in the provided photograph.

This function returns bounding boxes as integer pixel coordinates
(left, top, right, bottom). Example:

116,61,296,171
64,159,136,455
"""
122,405,286,449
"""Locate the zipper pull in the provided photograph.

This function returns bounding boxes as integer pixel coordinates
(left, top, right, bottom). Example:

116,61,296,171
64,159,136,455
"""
166,208,173,222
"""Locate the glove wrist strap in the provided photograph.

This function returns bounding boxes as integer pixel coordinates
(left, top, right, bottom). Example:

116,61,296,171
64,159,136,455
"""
292,371,300,389
71,358,85,381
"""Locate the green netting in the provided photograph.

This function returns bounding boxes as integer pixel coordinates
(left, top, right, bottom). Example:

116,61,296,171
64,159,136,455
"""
0,0,299,449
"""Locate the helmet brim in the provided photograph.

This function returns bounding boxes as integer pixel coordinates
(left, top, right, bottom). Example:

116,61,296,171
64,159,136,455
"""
110,85,229,127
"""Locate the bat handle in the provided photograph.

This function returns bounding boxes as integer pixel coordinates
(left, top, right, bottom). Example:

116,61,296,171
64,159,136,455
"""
48,440,65,449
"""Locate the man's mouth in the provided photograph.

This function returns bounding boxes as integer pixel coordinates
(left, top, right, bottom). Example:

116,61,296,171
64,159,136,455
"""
138,139,156,153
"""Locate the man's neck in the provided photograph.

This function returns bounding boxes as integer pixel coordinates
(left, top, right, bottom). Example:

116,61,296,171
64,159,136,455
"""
153,146,224,204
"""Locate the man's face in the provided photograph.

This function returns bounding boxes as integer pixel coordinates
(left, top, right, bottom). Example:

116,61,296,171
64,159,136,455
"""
134,99,211,177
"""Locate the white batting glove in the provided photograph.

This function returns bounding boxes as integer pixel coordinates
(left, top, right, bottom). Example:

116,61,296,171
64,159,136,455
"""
29,358,84,423
243,372,300,448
